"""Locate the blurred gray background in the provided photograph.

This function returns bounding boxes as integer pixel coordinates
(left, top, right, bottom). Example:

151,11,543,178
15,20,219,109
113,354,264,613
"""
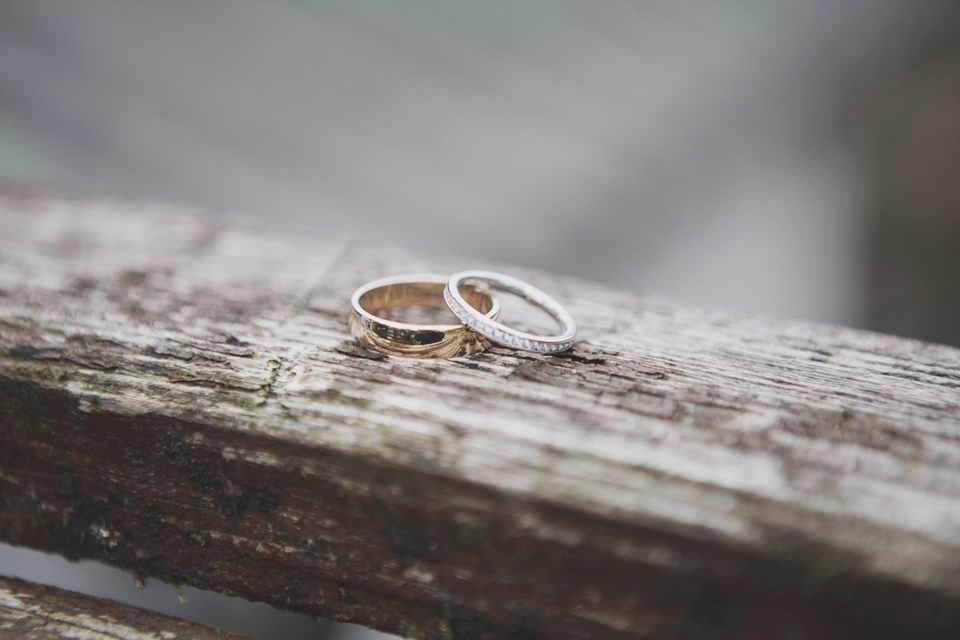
2,1,959,638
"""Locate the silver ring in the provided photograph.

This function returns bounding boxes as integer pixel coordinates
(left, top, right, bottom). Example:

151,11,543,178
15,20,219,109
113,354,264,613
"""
443,270,577,353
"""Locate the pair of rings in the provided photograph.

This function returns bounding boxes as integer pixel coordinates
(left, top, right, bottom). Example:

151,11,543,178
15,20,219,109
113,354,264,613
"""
349,270,577,358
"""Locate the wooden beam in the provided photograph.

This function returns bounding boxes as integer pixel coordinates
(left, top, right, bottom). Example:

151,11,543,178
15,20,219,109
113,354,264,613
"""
0,575,251,639
1,185,960,639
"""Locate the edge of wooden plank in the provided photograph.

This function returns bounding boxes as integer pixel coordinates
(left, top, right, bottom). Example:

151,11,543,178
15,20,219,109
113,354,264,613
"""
0,575,251,639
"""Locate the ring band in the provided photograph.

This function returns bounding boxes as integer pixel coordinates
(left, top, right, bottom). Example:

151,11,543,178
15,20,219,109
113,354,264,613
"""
350,274,500,358
443,270,577,353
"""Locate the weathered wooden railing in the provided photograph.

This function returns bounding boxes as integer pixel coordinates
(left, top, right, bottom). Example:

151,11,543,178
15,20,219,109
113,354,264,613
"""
2,185,960,639
0,575,251,638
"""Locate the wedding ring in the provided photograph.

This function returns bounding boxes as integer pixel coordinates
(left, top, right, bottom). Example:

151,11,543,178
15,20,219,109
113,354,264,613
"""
350,274,500,358
443,270,577,353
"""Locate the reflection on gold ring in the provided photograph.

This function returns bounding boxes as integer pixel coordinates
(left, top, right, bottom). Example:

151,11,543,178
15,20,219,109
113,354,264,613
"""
349,274,499,358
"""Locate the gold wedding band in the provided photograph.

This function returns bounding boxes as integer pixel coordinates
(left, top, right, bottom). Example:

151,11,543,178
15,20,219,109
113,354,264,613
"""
349,274,500,358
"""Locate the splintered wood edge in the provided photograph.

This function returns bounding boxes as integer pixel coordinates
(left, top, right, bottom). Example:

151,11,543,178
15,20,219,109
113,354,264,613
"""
2,186,960,639
0,575,251,639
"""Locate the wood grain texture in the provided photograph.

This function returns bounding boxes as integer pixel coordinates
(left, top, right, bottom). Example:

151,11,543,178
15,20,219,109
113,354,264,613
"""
0,575,249,639
2,185,960,639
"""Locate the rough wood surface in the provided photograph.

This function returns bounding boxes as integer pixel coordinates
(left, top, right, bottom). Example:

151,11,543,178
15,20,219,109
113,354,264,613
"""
0,575,249,639
2,185,960,639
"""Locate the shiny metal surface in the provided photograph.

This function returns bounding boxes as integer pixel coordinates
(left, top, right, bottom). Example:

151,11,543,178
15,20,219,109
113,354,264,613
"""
444,269,576,353
350,274,499,358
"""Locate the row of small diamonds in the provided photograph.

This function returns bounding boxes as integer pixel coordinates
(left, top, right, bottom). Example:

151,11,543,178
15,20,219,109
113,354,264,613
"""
444,286,506,346
444,285,570,352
